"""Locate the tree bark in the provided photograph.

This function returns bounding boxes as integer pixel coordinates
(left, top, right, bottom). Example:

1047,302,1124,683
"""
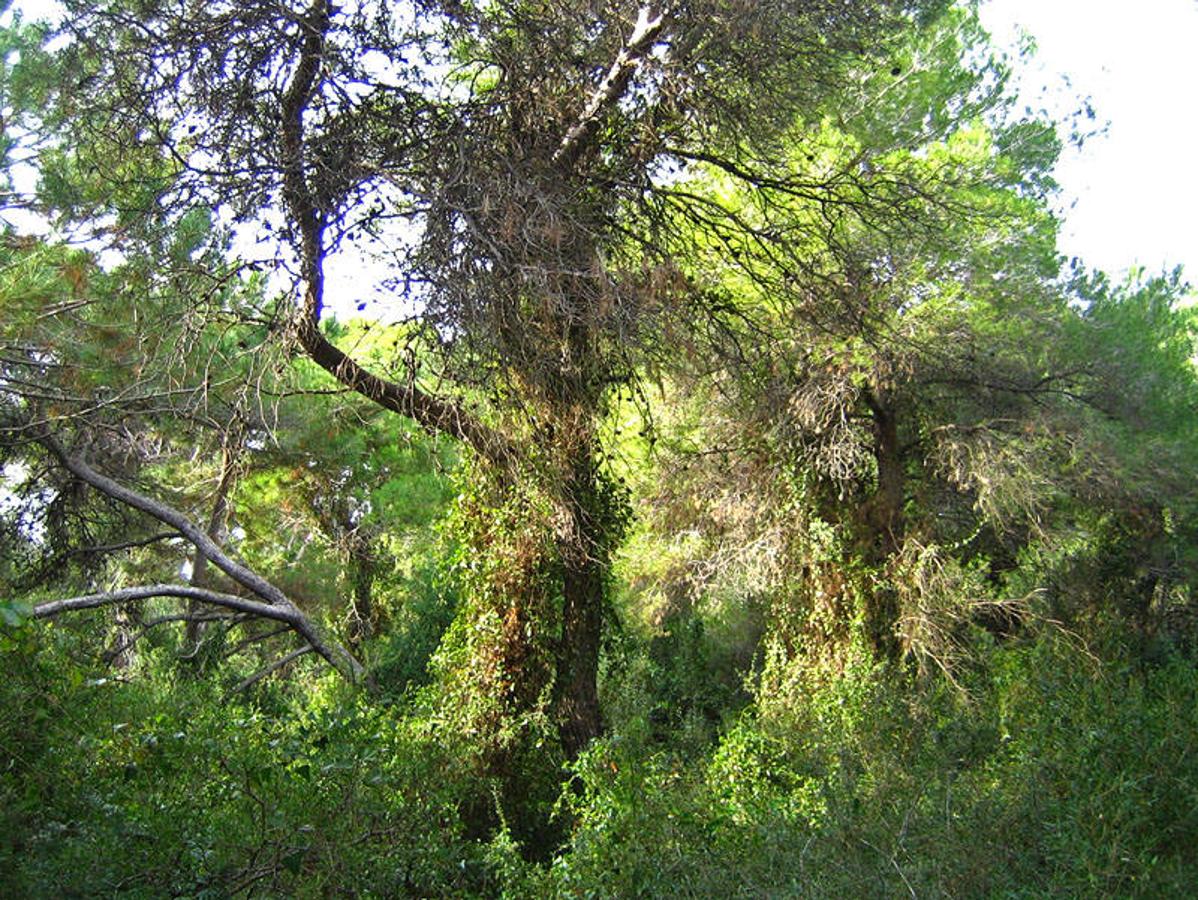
555,452,606,757
346,528,379,648
867,402,904,556
557,548,604,757
107,605,141,670
861,397,904,659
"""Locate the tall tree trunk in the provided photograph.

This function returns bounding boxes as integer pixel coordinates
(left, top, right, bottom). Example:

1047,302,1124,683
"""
868,403,904,555
106,605,142,670
557,546,604,757
861,397,904,659
346,528,378,648
555,450,606,758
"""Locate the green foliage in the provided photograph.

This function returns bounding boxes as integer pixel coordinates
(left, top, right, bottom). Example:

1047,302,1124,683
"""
0,628,500,897
544,636,1198,897
366,561,458,698
3,4,1198,897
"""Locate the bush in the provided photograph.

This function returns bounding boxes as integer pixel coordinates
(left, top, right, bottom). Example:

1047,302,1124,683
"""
542,634,1198,897
5,606,1197,897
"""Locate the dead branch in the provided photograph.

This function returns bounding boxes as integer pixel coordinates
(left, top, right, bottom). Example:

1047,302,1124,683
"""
102,611,242,664
34,585,297,623
552,4,670,168
224,645,316,700
62,532,181,557
34,428,365,683
224,625,292,660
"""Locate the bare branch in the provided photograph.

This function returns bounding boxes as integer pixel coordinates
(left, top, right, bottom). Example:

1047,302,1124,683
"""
38,432,293,608
34,584,297,622
62,532,181,557
103,611,242,664
552,5,670,168
224,624,292,659
34,429,365,683
224,645,316,700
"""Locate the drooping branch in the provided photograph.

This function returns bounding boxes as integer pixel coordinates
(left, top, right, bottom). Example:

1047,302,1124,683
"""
34,584,297,623
278,0,514,467
102,612,244,665
34,430,365,683
39,434,291,608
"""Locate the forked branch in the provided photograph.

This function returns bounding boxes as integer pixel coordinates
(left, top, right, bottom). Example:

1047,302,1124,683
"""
34,429,365,684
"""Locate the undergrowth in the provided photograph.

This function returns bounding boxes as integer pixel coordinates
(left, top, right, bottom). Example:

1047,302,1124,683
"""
3,615,1196,898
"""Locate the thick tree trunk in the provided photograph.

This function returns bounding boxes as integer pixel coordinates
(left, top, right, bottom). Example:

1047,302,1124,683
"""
554,452,606,757
869,403,904,555
557,547,604,757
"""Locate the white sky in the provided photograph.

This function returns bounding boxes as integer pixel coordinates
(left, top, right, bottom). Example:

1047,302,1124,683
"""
6,0,1198,287
980,0,1198,283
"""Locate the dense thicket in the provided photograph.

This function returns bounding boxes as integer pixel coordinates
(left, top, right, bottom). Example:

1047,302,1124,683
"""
2,1,1197,895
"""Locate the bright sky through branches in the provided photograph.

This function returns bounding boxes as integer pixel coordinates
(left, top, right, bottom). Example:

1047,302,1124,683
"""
980,0,1198,283
6,0,1197,286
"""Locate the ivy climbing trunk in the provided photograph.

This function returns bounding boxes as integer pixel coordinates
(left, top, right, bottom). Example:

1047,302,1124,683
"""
555,449,607,758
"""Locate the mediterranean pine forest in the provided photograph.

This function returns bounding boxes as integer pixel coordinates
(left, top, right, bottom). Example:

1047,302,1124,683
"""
2,1,1198,895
